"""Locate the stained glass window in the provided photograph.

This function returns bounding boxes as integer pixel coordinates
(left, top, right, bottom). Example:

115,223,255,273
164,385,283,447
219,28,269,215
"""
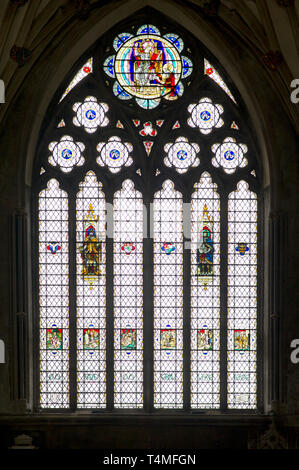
227,181,257,409
114,180,144,408
191,172,220,408
104,25,192,109
204,59,236,104
36,18,260,413
153,180,184,408
76,171,106,408
39,179,69,408
60,58,93,102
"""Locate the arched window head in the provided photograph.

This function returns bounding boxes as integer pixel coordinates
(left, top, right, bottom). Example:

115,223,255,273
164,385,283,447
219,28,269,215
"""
33,13,261,412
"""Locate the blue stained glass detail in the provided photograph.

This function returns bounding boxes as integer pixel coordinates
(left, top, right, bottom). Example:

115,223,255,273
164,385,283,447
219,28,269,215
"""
61,149,72,159
163,34,184,52
113,33,133,51
200,111,211,121
177,150,188,161
224,150,235,161
135,97,160,109
113,82,132,100
109,149,120,160
103,56,115,77
85,109,96,120
137,24,160,35
106,58,114,76
181,56,193,78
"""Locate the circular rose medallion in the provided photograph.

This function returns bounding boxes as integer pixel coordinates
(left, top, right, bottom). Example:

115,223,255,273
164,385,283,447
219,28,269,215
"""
114,34,182,100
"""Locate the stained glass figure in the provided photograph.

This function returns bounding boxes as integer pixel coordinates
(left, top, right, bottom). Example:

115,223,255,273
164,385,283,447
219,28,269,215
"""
191,173,220,409
187,98,224,134
48,135,85,173
234,330,250,351
153,180,183,408
204,59,236,104
198,329,213,351
211,137,248,174
164,137,200,173
39,179,69,408
60,57,93,102
79,203,102,289
120,329,137,350
46,327,63,351
104,26,192,109
196,205,214,287
228,181,257,409
76,171,106,408
96,136,133,173
83,327,100,350
114,180,143,408
73,97,109,133
160,329,176,350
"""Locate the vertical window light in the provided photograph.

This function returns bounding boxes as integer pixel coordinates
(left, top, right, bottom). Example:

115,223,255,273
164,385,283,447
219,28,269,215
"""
228,180,257,408
76,171,106,408
114,180,144,408
191,172,220,408
153,180,183,408
39,179,69,408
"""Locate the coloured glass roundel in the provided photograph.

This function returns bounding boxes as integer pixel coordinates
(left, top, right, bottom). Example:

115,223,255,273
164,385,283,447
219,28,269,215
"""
114,34,182,100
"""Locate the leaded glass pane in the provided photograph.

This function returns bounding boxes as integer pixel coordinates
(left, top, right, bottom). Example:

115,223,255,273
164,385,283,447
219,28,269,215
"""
227,181,257,409
39,179,69,408
76,171,106,408
191,172,220,409
59,58,93,102
153,180,183,408
114,180,144,408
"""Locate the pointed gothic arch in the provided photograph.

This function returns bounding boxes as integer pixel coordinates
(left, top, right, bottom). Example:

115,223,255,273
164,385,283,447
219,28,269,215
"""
31,11,263,413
